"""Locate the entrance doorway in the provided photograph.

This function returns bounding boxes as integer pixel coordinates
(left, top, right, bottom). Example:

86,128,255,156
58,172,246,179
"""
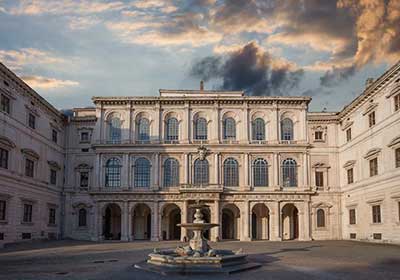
281,204,299,240
132,203,152,240
102,203,121,240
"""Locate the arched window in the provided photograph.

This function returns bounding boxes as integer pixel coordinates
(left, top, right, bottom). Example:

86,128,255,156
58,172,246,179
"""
317,209,325,227
281,118,293,141
134,158,151,188
223,118,236,140
105,158,121,187
166,117,179,141
164,158,179,187
224,158,239,186
193,159,209,186
281,158,297,187
194,118,207,140
253,158,268,187
137,118,150,141
108,116,121,143
252,118,265,141
78,208,87,227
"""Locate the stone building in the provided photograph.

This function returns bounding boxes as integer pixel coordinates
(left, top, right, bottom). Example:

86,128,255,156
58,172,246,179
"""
0,61,399,247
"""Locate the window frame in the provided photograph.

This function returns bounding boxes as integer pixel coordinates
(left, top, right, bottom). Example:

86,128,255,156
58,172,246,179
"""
105,158,122,188
134,157,151,188
48,208,56,225
223,117,236,140
395,147,400,168
0,200,6,221
372,204,381,224
194,117,208,140
252,158,268,187
281,118,294,141
25,158,35,178
347,168,354,184
193,158,209,186
369,157,378,177
0,147,9,169
251,118,265,141
50,168,57,185
223,157,239,187
78,208,87,227
315,171,324,188
23,203,33,223
52,129,58,143
281,158,297,187
137,117,150,141
28,113,36,129
394,93,400,112
368,111,376,127
349,208,356,225
0,93,10,114
163,158,180,187
346,128,352,142
316,209,326,228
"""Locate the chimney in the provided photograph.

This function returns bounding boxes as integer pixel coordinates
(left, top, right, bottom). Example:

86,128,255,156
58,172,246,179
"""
200,80,204,91
365,78,374,88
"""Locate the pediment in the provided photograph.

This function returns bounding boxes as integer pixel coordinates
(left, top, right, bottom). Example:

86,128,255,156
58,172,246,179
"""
364,148,381,159
21,148,40,159
388,135,400,148
343,160,356,168
0,136,16,148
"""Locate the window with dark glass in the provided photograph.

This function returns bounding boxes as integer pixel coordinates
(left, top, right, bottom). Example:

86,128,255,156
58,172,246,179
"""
28,113,36,129
166,117,179,141
50,169,57,185
78,208,87,227
315,171,324,188
51,129,58,143
25,159,34,177
223,158,239,187
0,94,10,114
0,148,8,169
346,128,351,142
23,204,33,223
372,205,381,223
223,118,236,140
48,208,56,225
109,117,121,143
281,158,297,187
0,200,6,220
138,118,150,141
163,158,179,187
316,209,325,227
252,118,265,141
80,172,89,188
281,118,293,141
193,159,209,186
368,111,376,127
395,93,400,111
105,158,121,187
134,158,151,188
81,132,89,142
395,148,400,168
347,168,354,184
315,131,323,141
194,118,207,140
369,158,378,177
253,158,268,187
349,209,356,225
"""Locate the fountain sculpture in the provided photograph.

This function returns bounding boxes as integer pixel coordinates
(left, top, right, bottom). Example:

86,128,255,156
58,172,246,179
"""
134,202,261,274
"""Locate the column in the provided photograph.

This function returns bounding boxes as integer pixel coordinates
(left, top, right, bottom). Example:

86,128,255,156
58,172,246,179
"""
154,103,161,143
212,103,220,144
270,201,281,241
302,201,311,241
184,153,189,184
127,202,132,241
183,103,190,143
181,200,188,241
302,152,308,189
211,200,220,241
122,154,129,189
243,153,250,190
152,153,159,190
129,107,134,143
274,153,280,190
151,201,160,241
121,201,129,241
213,153,219,185
96,202,103,241
240,200,251,241
93,153,101,190
242,103,249,143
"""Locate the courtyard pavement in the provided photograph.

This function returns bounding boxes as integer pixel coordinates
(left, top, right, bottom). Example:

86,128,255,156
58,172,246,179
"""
0,240,399,280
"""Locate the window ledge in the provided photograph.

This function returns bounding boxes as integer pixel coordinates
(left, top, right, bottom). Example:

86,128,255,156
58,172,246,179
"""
21,222,34,226
0,220,8,224
47,224,57,227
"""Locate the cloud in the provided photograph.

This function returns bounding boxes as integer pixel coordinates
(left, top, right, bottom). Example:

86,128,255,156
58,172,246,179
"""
320,65,356,87
0,48,66,70
190,41,304,96
21,75,79,89
67,16,100,30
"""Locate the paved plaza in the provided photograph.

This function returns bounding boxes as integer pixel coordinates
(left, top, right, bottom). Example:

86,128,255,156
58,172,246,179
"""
0,240,399,280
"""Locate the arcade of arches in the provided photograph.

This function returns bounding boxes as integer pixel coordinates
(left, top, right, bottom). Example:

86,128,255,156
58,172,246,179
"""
99,201,313,242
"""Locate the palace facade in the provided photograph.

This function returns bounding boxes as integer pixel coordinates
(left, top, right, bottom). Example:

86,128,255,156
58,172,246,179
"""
1,61,400,246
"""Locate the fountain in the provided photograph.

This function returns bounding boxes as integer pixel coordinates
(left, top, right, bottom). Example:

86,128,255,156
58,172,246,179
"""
134,202,261,274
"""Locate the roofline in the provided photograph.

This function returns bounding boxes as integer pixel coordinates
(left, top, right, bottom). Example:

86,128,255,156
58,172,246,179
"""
0,62,64,119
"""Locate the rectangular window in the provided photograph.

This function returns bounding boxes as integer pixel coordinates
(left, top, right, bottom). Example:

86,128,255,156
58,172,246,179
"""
315,131,323,141
373,233,382,240
369,158,378,177
347,168,354,184
23,204,33,223
52,129,57,143
0,94,10,114
25,159,34,177
0,200,6,220
28,113,36,129
395,94,400,112
350,233,356,239
48,208,56,225
372,205,381,223
398,201,400,222
81,132,89,142
80,172,89,188
0,148,8,169
315,171,324,188
0,233,4,240
395,148,400,168
50,169,57,185
22,233,31,239
349,209,356,225
346,128,351,142
368,111,376,127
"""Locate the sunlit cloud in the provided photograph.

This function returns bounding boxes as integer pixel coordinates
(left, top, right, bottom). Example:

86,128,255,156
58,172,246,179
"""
0,48,66,70
21,75,79,89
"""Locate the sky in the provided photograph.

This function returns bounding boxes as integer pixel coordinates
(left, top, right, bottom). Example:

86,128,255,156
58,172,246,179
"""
0,0,399,111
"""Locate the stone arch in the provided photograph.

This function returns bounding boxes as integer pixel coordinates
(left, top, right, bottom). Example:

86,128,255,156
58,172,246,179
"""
102,203,121,240
281,203,299,240
161,203,181,240
251,203,270,240
131,203,152,240
221,203,241,240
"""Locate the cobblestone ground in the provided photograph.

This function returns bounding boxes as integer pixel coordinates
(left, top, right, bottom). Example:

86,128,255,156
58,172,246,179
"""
0,240,399,280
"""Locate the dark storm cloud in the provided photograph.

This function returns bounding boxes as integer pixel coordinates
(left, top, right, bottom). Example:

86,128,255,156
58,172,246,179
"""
189,42,304,96
320,65,356,87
